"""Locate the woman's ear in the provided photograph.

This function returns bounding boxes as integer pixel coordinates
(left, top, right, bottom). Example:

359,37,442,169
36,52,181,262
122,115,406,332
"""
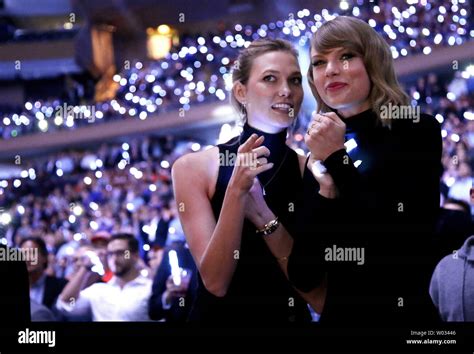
233,81,247,106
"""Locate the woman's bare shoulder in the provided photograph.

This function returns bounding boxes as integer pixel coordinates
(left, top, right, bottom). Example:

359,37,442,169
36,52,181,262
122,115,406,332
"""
172,147,220,197
173,146,219,171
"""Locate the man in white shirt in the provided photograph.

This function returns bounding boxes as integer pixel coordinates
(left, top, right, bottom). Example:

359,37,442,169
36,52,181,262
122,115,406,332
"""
57,233,152,321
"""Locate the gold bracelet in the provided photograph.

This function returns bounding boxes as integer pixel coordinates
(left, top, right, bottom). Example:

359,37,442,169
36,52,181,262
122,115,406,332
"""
255,217,279,237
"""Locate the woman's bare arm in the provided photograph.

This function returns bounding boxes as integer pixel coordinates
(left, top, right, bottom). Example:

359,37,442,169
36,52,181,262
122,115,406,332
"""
172,134,272,297
172,151,243,297
244,153,332,312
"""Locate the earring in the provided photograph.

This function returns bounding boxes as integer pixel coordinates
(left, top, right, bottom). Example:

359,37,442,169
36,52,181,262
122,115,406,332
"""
241,102,247,117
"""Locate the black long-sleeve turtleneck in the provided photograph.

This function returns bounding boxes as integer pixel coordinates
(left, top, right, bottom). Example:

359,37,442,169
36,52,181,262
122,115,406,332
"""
288,109,442,324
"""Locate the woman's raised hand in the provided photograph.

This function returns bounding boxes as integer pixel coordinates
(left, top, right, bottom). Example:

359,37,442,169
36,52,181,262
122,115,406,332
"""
228,134,274,196
305,111,346,162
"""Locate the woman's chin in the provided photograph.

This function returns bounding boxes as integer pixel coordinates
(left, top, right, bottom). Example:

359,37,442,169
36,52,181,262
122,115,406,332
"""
271,109,298,122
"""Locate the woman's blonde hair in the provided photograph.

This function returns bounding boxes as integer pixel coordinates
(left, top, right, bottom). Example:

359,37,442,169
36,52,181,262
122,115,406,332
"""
231,38,299,124
307,16,409,127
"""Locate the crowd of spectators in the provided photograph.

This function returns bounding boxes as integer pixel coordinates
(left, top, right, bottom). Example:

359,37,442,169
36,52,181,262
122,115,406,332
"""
0,0,472,322
403,72,474,211
0,66,472,321
0,0,472,138
0,134,199,321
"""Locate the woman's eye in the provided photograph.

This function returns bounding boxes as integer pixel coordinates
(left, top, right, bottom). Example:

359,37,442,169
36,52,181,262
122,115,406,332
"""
341,53,355,61
291,77,302,85
311,60,325,67
263,75,276,82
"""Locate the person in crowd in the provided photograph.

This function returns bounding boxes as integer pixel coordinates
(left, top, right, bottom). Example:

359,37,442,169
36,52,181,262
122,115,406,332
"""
31,299,56,321
430,234,474,321
172,38,326,323
19,236,67,312
448,162,473,207
90,231,114,282
288,16,442,324
434,198,473,261
66,244,104,292
56,233,152,321
148,232,197,322
147,245,165,279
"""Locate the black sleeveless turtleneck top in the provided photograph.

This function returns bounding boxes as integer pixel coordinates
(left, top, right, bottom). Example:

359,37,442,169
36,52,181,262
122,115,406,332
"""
188,122,311,324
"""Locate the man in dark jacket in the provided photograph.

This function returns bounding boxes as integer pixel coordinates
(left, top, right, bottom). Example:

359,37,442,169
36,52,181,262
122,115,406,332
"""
149,240,197,323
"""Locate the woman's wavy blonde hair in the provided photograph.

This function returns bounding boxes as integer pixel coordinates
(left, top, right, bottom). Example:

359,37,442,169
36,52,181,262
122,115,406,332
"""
307,16,409,127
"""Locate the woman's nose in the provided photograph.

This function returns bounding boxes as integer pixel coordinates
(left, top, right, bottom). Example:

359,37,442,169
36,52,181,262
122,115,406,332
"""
278,82,291,97
325,60,341,77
